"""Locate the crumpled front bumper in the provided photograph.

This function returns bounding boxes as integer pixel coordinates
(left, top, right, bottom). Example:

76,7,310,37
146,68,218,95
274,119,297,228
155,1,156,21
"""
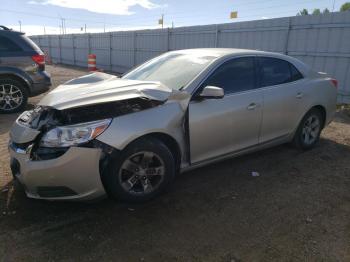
9,144,106,201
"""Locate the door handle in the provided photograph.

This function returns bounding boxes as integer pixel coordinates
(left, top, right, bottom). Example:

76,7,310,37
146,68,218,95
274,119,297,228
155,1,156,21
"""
296,92,303,99
247,103,257,110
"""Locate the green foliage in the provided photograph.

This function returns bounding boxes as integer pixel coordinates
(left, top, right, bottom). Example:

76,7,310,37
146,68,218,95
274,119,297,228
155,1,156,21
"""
312,9,321,15
323,8,330,14
297,8,309,16
340,2,350,11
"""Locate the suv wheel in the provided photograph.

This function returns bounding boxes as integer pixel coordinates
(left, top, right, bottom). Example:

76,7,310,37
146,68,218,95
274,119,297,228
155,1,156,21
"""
103,137,176,203
0,78,28,114
293,108,324,150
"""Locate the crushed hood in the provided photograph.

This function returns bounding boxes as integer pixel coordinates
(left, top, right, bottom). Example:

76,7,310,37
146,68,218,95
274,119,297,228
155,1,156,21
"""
38,72,173,110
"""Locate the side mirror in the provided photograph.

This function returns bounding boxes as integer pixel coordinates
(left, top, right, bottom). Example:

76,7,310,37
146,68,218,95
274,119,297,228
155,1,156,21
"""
199,86,224,99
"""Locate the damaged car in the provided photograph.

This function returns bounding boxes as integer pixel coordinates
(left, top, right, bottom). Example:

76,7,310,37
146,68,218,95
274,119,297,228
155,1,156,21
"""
8,48,337,202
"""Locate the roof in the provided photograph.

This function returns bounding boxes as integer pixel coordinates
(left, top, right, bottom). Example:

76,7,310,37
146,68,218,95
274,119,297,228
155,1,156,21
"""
0,26,23,35
170,48,312,76
170,48,272,56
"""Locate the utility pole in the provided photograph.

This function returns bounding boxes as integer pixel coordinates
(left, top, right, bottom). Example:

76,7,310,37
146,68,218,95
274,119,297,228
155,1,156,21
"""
104,23,106,33
332,0,335,11
63,18,66,34
18,20,21,32
61,18,64,34
158,14,164,29
44,26,46,35
84,24,87,33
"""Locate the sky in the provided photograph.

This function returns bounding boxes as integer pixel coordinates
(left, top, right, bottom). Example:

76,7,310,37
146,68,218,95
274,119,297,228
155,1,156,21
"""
0,0,346,35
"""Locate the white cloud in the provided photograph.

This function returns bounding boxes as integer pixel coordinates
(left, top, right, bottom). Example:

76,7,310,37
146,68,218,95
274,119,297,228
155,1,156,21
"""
28,0,162,15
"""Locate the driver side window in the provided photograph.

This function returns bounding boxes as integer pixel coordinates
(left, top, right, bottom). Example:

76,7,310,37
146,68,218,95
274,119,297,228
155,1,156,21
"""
203,57,256,95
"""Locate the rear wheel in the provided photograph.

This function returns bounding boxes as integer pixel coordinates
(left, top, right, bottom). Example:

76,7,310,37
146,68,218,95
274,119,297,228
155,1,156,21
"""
293,109,324,150
0,78,28,114
103,137,176,203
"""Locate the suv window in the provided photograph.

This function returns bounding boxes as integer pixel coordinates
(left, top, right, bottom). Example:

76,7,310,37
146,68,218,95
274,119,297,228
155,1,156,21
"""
0,36,22,52
203,57,256,94
259,57,303,87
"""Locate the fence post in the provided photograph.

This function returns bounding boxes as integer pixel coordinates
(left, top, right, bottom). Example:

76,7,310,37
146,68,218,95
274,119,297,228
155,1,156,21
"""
133,32,137,66
109,32,113,71
284,17,292,55
214,24,219,47
72,35,76,66
167,27,170,51
88,33,91,54
58,35,62,63
48,35,52,62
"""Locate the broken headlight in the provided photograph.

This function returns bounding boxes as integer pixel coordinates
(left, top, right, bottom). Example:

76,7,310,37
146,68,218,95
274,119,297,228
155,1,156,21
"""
40,119,111,147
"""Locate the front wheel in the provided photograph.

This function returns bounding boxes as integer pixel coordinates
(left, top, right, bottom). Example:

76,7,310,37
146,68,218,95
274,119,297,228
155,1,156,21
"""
103,137,176,203
292,109,324,150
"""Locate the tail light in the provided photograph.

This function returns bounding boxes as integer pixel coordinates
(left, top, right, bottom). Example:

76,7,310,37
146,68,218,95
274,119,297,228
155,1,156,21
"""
330,79,338,89
31,54,45,70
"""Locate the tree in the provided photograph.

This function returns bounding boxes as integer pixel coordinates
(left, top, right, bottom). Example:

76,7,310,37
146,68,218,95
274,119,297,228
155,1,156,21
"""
340,2,350,11
312,8,321,15
323,8,330,14
297,9,309,16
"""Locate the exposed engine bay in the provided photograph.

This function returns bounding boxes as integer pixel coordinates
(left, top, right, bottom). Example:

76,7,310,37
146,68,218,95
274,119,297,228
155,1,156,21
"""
18,97,164,130
14,97,165,160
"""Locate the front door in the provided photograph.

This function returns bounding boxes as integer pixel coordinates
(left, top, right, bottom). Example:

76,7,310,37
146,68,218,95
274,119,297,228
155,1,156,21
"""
189,56,263,164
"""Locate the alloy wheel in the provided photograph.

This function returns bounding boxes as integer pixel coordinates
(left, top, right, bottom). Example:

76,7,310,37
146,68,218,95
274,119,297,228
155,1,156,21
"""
302,115,320,145
0,84,23,111
118,151,165,195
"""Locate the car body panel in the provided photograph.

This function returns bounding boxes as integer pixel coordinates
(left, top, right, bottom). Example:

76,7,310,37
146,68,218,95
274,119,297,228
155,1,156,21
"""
9,145,105,201
189,89,263,164
259,80,305,143
38,72,172,110
97,99,190,166
10,118,41,144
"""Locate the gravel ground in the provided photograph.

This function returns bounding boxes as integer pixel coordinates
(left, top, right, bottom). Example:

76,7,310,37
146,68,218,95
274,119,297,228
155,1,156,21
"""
0,65,350,261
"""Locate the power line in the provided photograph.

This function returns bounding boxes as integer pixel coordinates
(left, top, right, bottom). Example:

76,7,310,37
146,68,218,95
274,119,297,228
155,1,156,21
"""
0,0,335,27
0,0,338,34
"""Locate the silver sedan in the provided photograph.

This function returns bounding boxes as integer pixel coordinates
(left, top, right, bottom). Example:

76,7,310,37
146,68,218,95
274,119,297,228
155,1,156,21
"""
9,48,337,202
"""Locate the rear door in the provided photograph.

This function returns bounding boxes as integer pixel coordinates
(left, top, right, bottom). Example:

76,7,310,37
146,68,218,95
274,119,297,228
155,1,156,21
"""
258,57,305,143
188,56,263,164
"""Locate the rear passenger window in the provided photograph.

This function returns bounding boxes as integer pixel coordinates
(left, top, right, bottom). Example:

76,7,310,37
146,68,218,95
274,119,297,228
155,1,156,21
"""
290,63,303,81
259,57,303,87
203,57,256,94
0,36,22,52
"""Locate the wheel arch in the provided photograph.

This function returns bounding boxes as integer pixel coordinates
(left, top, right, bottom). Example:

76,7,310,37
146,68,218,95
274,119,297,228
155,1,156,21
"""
126,132,182,171
0,73,31,93
308,104,327,128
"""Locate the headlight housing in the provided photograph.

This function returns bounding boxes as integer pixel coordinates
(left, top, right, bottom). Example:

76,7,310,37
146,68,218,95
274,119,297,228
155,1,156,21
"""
40,119,111,148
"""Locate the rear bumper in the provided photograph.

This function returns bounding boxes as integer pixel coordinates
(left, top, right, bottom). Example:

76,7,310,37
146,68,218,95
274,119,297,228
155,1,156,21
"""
9,145,106,201
29,71,51,97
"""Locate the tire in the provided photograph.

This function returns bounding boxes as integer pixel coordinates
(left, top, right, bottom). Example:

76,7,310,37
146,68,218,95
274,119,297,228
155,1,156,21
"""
0,78,28,114
292,108,324,150
103,137,176,203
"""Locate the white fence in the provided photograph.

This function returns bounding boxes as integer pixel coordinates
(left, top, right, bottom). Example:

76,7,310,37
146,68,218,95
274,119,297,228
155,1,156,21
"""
31,12,350,103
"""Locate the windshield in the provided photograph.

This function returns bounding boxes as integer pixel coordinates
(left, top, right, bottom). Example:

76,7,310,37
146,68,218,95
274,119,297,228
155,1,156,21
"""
122,52,217,90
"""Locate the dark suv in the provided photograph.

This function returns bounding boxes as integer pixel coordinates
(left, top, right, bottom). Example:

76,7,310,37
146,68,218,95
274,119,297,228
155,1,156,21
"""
0,26,51,113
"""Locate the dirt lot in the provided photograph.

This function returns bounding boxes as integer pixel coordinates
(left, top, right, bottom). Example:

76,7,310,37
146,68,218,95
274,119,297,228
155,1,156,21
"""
1,65,350,261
